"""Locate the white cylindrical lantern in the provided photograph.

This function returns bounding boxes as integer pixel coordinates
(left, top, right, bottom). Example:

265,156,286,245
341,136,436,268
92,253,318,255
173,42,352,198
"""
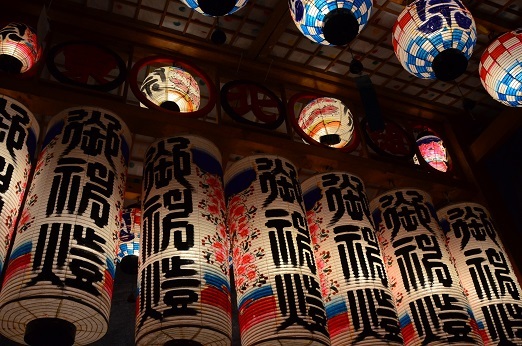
224,155,329,346
116,205,141,274
370,189,483,345
136,135,231,345
0,106,131,345
0,95,39,275
438,203,522,345
302,172,402,345
0,23,41,74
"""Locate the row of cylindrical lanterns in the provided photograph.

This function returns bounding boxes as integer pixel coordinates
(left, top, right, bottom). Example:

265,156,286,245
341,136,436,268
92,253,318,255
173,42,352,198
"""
0,95,520,345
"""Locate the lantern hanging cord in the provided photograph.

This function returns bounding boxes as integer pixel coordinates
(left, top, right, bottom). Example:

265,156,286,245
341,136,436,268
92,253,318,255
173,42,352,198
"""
236,52,243,74
455,82,476,121
264,58,274,82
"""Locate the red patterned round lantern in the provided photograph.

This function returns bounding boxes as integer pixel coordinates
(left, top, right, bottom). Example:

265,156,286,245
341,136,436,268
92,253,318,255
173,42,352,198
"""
116,206,141,274
0,23,41,74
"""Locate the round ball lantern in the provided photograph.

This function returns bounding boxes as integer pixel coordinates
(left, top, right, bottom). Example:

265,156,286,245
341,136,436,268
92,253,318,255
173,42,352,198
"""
392,0,477,81
0,23,41,74
140,66,200,112
415,131,448,172
289,0,373,46
479,29,522,107
116,206,141,275
180,0,249,16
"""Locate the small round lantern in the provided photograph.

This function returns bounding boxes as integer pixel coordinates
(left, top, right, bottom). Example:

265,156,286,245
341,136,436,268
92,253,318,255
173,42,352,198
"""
116,206,141,275
479,29,522,107
180,0,249,17
392,0,477,81
415,131,448,172
289,0,373,46
140,66,200,112
0,23,41,74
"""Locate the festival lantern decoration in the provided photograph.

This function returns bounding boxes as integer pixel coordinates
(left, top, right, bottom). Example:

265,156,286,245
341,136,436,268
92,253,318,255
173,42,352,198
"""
414,131,449,172
224,155,329,346
297,97,356,149
0,23,41,74
479,29,522,107
136,135,231,345
0,95,39,275
0,106,131,345
392,0,477,81
302,172,402,345
289,0,373,46
370,189,483,345
180,0,249,17
116,205,141,275
438,202,522,345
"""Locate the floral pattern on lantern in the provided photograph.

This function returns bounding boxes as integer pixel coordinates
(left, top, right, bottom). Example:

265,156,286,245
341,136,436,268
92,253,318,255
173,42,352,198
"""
0,23,41,74
298,97,355,149
289,0,373,46
180,0,249,17
479,29,522,107
392,0,477,81
414,132,448,172
438,203,522,345
140,66,200,112
115,206,141,273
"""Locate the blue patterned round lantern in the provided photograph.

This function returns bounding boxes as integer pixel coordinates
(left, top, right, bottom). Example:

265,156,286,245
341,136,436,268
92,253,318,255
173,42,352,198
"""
180,0,249,16
392,0,477,81
289,0,373,46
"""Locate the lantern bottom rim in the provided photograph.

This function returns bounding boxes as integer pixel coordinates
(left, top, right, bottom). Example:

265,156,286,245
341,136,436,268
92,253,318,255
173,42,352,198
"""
432,48,468,82
320,133,341,146
119,254,139,275
198,0,236,16
164,340,203,346
323,8,359,46
160,101,181,112
0,54,23,74
24,318,76,346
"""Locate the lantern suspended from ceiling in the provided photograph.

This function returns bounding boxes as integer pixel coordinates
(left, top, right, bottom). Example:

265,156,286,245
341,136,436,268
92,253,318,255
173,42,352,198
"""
116,205,141,275
438,202,522,345
0,23,41,74
289,0,373,46
479,29,522,107
392,0,477,81
414,131,449,172
0,106,131,346
140,66,200,112
298,97,355,148
180,0,249,17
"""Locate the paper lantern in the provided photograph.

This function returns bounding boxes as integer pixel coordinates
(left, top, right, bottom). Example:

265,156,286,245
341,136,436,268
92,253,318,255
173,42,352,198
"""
302,172,402,345
298,97,355,148
438,203,522,345
0,23,41,74
180,0,249,17
136,135,231,345
370,189,483,345
140,66,200,112
415,131,448,172
289,0,373,46
116,206,141,274
0,106,131,345
224,155,329,346
0,95,39,275
479,29,522,107
392,0,477,81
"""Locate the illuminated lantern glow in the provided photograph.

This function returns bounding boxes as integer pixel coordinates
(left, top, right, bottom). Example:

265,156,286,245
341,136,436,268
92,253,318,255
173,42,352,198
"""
302,172,403,345
298,97,355,148
437,203,522,345
0,23,41,74
140,66,200,112
0,95,39,275
0,106,131,345
224,155,329,346
116,206,141,275
370,189,483,346
136,135,231,345
180,0,249,17
289,0,373,46
392,0,477,81
479,29,522,107
415,132,448,172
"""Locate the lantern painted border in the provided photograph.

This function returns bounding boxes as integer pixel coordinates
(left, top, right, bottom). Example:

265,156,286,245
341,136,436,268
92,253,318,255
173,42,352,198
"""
220,80,286,130
46,40,128,92
287,92,360,152
361,116,416,160
129,56,217,118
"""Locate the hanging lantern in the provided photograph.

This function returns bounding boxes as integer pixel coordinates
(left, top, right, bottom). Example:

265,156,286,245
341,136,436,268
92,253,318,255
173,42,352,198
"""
0,95,39,275
392,0,477,81
224,155,329,346
370,189,483,346
479,29,522,107
302,172,403,345
414,131,449,172
289,0,373,46
180,0,249,17
116,205,141,275
136,135,231,345
140,66,200,112
438,203,522,345
297,97,356,148
0,106,131,346
0,23,41,74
